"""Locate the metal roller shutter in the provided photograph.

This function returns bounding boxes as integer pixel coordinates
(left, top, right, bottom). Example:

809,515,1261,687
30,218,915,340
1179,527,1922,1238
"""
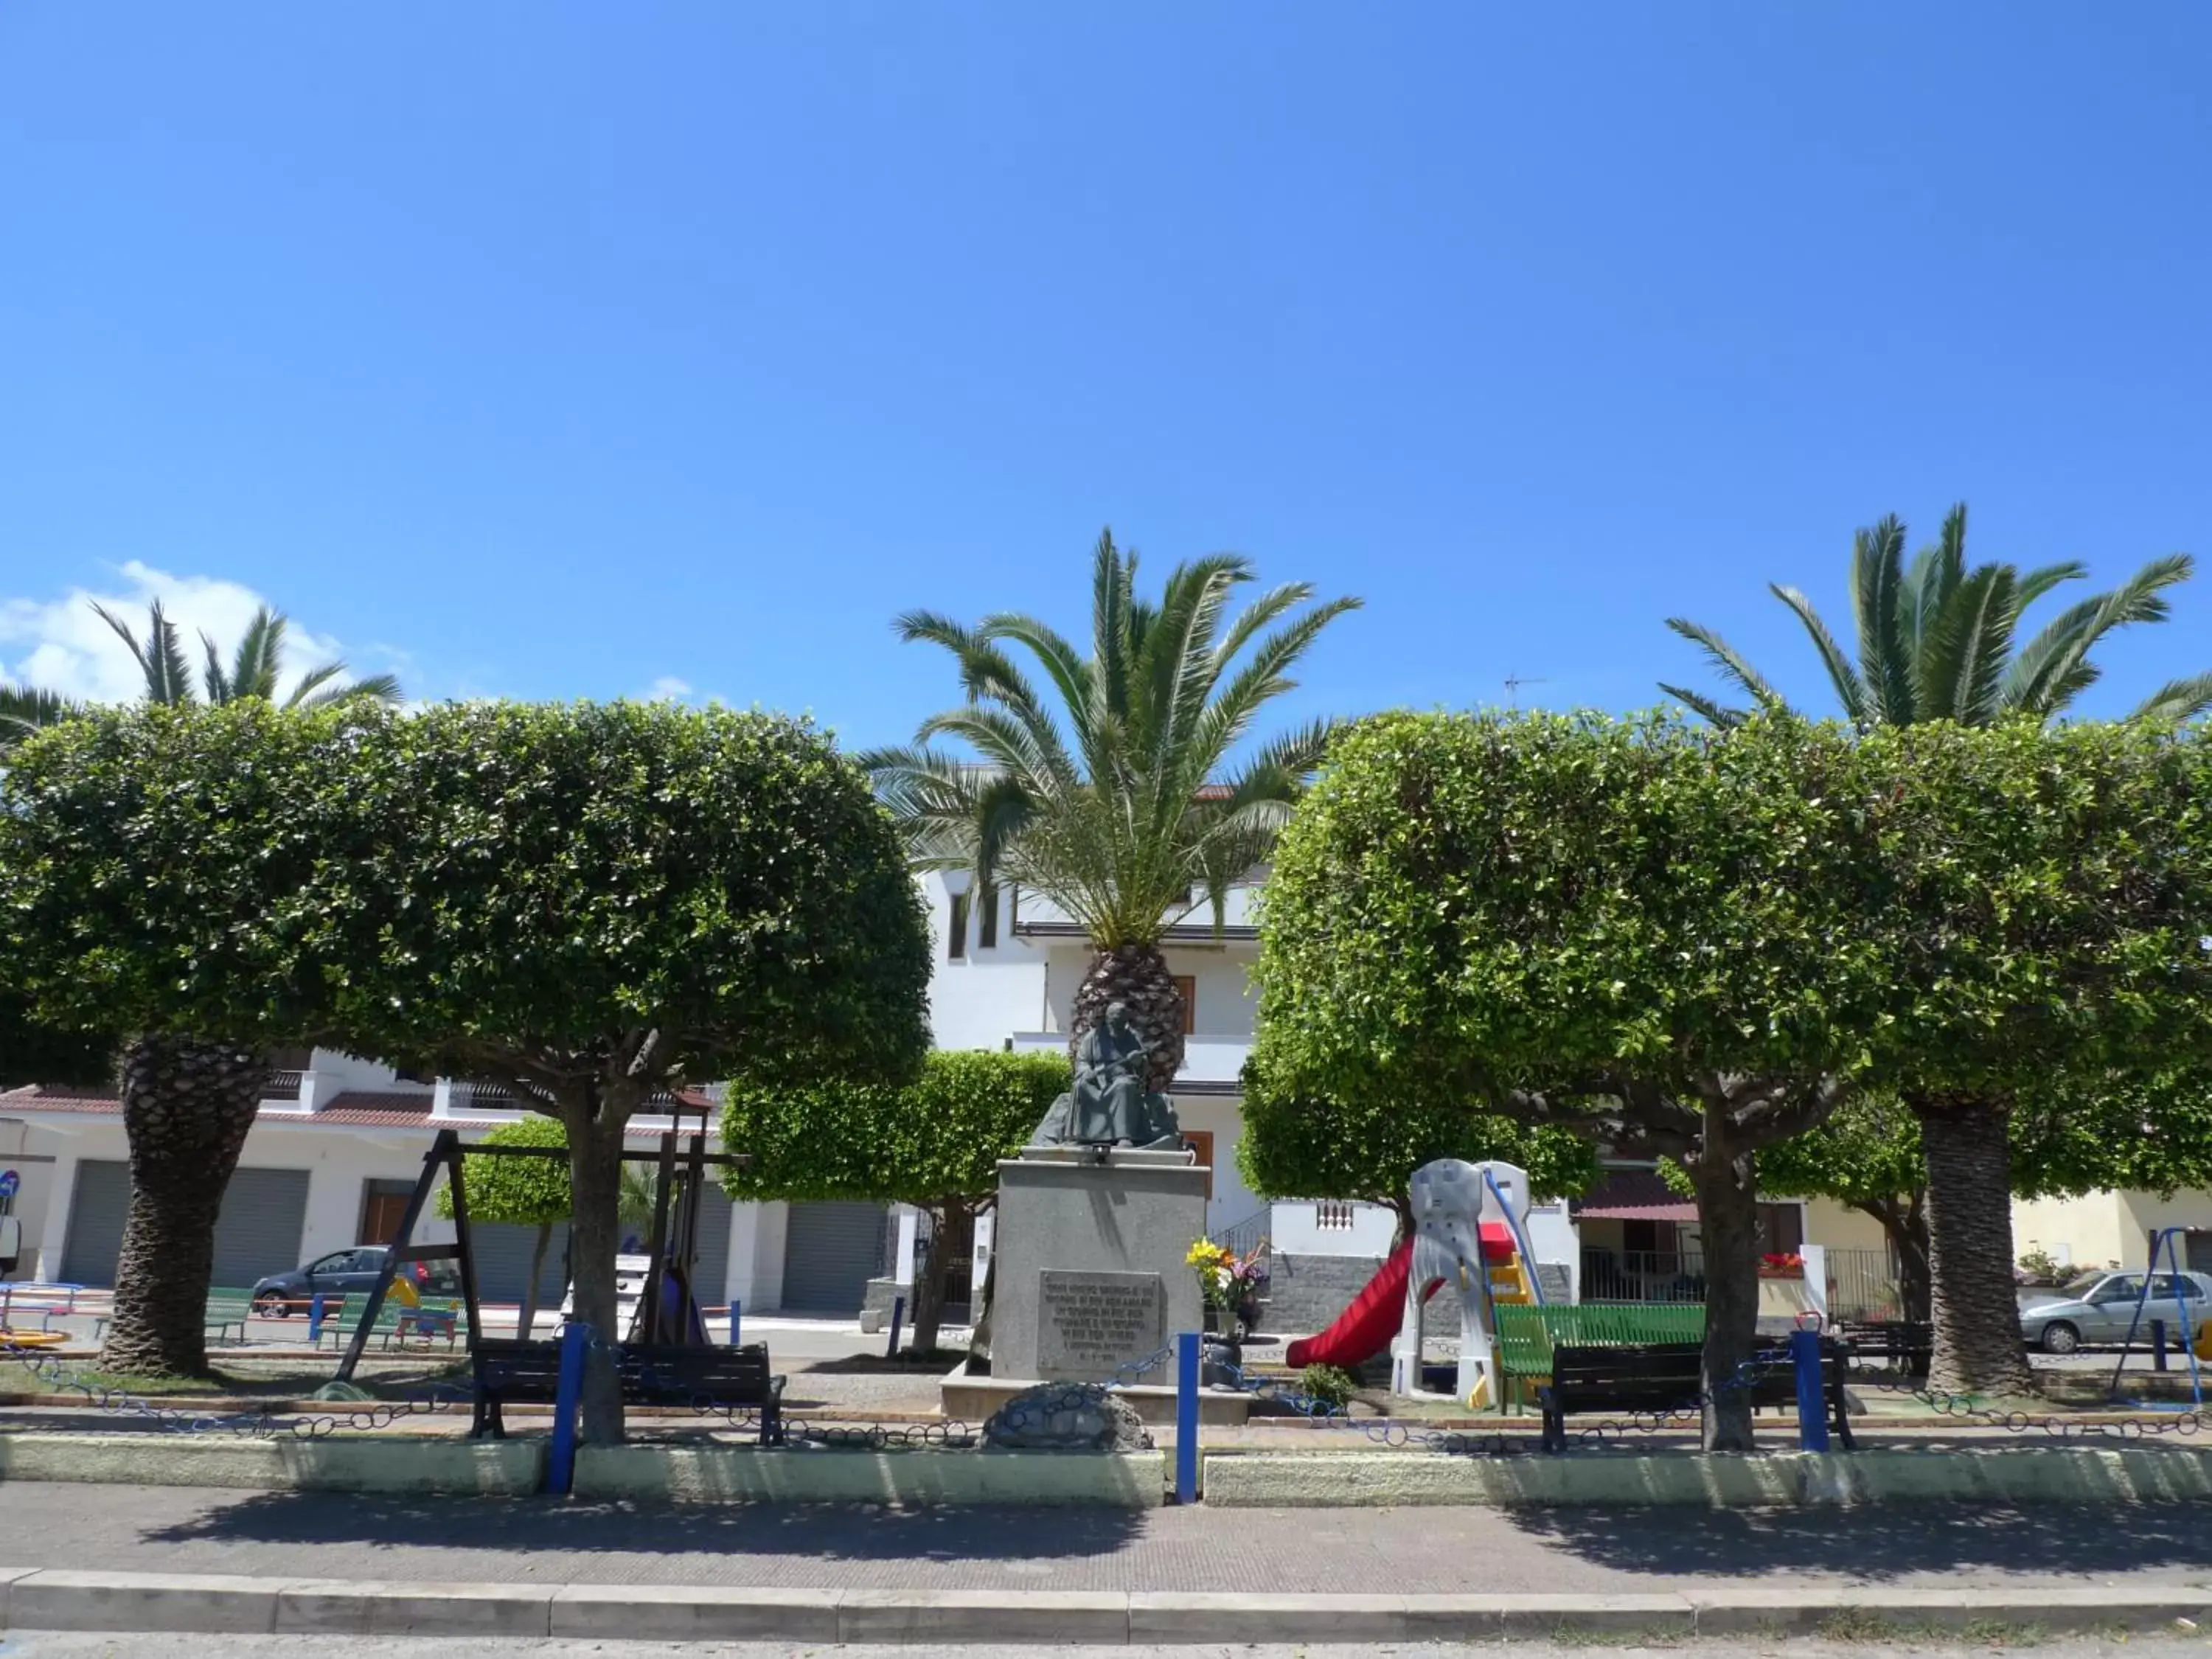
60,1161,131,1286
688,1183,733,1308
781,1201,887,1315
61,1160,310,1290
210,1168,310,1290
470,1221,571,1307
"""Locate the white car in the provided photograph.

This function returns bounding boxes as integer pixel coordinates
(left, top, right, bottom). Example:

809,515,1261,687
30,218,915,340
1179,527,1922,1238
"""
2017,1269,2212,1355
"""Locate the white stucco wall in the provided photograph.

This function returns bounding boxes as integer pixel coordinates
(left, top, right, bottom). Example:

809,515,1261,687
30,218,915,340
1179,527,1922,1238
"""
1271,1201,1397,1257
923,873,1053,1051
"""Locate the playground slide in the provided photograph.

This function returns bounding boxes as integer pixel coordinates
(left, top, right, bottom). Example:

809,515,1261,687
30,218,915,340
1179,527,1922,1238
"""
1286,1241,1441,1370
1283,1222,1525,1372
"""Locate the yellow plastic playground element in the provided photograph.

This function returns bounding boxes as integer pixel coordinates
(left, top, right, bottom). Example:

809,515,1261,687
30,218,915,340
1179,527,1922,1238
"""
0,1328,65,1348
389,1275,420,1309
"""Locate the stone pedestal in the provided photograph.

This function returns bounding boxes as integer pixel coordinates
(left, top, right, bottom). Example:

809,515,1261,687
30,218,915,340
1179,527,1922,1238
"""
990,1147,1208,1384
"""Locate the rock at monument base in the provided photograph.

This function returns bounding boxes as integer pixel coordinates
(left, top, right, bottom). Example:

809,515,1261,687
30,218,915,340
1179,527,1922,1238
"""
981,1382,1156,1453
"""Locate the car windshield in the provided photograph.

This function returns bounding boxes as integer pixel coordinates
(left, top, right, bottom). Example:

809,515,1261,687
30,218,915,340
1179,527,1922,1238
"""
2059,1272,2107,1298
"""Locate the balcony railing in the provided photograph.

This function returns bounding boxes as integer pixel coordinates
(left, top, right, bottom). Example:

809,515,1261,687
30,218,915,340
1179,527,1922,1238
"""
1580,1248,1708,1304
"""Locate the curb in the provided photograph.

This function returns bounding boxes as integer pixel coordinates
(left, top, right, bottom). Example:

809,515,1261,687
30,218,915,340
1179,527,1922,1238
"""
1,1570,2210,1642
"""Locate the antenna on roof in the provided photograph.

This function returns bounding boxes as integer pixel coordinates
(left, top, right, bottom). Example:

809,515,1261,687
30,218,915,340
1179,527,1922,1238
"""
1503,670,1548,710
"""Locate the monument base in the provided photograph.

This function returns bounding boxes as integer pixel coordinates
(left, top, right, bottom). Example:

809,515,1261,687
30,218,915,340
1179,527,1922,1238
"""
990,1148,1208,1385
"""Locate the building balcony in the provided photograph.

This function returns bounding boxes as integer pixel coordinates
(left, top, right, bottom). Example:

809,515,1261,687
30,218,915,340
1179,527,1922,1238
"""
1006,1031,1251,1092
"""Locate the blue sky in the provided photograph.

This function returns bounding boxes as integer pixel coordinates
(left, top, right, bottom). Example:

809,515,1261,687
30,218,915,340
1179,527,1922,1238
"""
4,6,2208,749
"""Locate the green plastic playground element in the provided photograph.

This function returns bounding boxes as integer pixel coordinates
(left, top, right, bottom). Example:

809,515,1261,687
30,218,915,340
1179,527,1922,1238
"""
1492,1301,1707,1378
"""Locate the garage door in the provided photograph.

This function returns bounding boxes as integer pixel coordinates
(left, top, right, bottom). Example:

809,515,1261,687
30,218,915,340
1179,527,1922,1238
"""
469,1221,570,1307
60,1160,310,1290
691,1183,732,1308
781,1202,886,1314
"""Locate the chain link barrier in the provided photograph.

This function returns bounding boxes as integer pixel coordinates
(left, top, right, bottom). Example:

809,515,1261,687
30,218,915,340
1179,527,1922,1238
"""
0,1333,470,1439
1839,1339,2208,1444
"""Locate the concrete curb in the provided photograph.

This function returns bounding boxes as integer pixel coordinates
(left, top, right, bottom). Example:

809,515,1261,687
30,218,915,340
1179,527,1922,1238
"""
2,1570,2211,1641
0,1432,542,1494
1204,1446,2212,1507
574,1444,1167,1506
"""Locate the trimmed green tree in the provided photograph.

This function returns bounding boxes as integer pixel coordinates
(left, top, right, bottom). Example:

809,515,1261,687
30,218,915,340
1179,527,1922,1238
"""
438,1116,573,1340
722,1050,1070,1353
327,701,932,1441
1,704,361,1374
1236,1062,1600,1238
1251,709,1901,1449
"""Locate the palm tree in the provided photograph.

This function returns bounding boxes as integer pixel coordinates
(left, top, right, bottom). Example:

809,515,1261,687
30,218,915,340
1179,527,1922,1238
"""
1660,504,2211,1402
0,684,77,759
81,600,401,1375
94,599,402,709
866,531,1360,1091
1660,504,2212,730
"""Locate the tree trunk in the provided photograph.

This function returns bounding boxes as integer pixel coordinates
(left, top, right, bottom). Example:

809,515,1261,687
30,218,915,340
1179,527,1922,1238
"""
1916,1095,2035,1398
1071,942,1186,1093
517,1222,551,1340
562,1110,628,1442
100,1035,269,1377
1856,1194,1933,1327
908,1198,964,1357
1683,1113,1760,1453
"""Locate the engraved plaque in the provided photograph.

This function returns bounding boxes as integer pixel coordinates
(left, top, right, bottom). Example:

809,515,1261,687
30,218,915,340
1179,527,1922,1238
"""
1037,1270,1166,1377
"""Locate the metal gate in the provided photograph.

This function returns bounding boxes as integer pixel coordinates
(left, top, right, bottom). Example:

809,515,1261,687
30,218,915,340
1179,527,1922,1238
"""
781,1202,887,1314
60,1160,310,1290
470,1221,571,1307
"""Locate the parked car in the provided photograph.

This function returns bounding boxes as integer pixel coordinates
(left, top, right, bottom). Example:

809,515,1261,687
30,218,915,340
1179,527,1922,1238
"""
2017,1269,2212,1355
249,1245,459,1317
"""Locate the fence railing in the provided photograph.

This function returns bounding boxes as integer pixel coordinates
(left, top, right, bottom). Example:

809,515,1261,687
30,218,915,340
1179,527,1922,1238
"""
1823,1245,1907,1322
1210,1208,1270,1260
1580,1248,1708,1303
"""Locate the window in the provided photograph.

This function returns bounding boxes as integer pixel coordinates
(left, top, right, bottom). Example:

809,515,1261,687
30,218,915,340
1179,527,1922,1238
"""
2151,1274,2203,1301
978,886,999,949
947,892,969,959
1181,1130,1214,1199
1172,975,1197,1035
266,1046,313,1072
1758,1203,1804,1256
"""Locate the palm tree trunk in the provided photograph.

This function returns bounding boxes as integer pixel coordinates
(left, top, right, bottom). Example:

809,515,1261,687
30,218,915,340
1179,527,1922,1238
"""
1071,942,1186,1092
1683,1110,1760,1453
1915,1093,2036,1398
100,1035,268,1377
518,1222,552,1340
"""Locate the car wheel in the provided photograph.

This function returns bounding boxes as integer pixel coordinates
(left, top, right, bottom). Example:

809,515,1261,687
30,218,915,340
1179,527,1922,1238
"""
252,1293,289,1318
2040,1321,2081,1356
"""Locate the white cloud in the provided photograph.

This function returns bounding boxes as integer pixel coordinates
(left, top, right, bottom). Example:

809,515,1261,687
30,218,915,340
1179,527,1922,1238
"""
0,561,361,705
644,676,694,702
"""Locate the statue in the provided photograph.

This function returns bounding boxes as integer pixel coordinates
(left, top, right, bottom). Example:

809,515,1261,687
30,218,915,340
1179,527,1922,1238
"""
1029,1001,1183,1150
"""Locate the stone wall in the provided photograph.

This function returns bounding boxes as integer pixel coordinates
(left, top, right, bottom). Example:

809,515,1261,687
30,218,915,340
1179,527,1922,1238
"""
1257,1253,1467,1341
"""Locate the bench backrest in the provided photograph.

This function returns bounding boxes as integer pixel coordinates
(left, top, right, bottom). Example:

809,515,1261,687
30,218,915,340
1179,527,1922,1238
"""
1495,1303,1708,1374
1551,1338,1837,1407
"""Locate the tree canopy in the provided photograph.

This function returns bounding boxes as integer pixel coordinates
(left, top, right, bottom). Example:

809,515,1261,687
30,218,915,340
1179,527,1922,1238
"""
0,702,362,1048
324,700,933,1439
438,1115,572,1227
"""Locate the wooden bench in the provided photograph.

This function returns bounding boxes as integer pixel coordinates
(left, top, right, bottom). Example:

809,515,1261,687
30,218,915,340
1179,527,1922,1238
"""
1539,1338,1856,1454
470,1338,785,1444
1834,1320,1932,1377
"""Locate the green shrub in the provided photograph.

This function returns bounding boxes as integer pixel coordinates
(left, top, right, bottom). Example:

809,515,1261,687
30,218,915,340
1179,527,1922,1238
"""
1298,1363,1360,1410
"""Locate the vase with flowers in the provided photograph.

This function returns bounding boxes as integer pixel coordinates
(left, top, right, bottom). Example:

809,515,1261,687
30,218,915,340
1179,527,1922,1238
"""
1187,1238,1270,1338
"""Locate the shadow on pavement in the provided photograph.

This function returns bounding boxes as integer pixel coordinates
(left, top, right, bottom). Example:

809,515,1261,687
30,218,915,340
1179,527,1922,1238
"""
141,1491,1149,1562
1502,1501,2212,1579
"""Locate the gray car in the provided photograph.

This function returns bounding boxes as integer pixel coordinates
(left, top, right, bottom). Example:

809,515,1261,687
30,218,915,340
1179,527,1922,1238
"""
2017,1269,2212,1355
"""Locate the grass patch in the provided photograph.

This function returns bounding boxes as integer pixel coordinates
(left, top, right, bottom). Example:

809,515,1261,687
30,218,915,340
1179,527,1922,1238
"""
1815,1609,2046,1646
1539,1625,1686,1648
0,1357,459,1400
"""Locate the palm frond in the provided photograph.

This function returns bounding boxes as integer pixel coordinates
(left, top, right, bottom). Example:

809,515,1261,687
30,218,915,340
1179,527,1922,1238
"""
1658,683,1750,728
0,683,77,755
293,671,402,709
2129,673,2212,725
1851,515,1915,724
94,599,194,704
1662,618,1788,714
1764,588,1869,728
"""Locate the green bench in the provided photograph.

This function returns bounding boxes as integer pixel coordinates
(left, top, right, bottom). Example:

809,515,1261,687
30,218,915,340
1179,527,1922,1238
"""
313,1297,461,1352
1494,1303,1707,1407
97,1290,253,1348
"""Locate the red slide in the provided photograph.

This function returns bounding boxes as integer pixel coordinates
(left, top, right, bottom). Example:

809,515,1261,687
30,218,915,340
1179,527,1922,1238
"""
1286,1241,1439,1370
1284,1224,1520,1371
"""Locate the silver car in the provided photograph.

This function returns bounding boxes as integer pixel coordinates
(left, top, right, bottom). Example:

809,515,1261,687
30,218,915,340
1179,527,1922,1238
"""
2017,1269,2212,1355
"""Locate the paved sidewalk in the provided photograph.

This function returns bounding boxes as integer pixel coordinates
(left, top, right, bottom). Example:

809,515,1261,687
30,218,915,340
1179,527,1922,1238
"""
10,1482,2212,1594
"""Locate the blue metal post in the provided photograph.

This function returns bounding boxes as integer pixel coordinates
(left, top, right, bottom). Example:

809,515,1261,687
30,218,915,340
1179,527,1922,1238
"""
307,1293,325,1344
1790,1328,1829,1452
1175,1330,1201,1503
886,1295,905,1358
728,1301,741,1347
547,1321,589,1495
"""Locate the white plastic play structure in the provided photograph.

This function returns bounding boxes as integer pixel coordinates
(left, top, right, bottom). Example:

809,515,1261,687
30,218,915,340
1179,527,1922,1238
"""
1388,1158,1545,1407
